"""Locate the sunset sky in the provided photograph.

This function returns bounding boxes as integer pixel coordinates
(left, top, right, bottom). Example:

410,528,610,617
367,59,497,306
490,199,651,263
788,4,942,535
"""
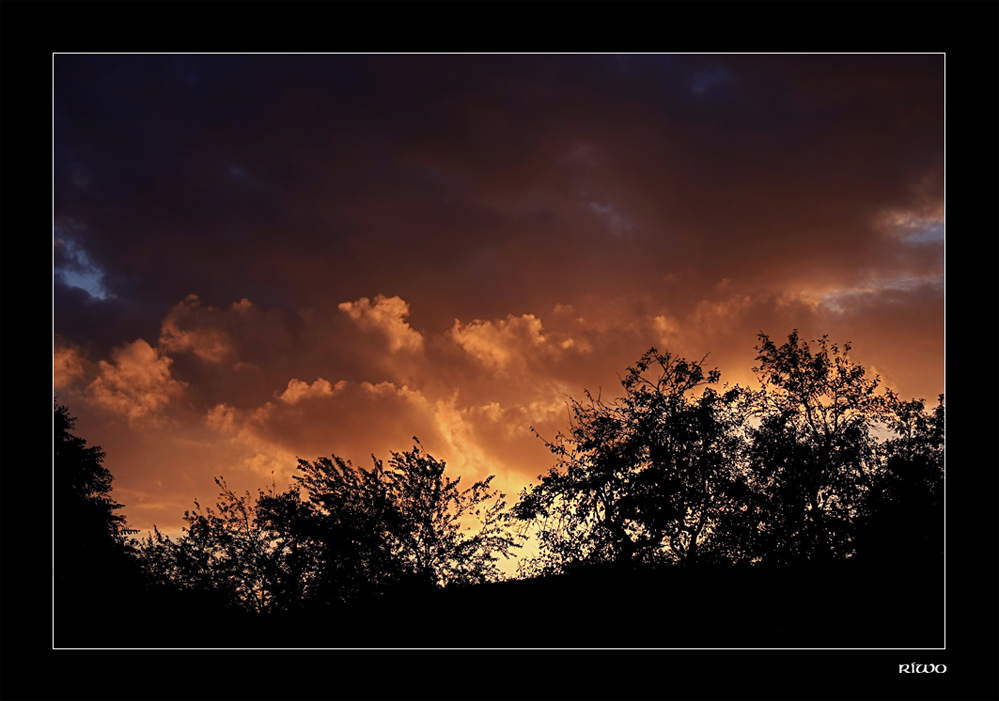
53,54,944,550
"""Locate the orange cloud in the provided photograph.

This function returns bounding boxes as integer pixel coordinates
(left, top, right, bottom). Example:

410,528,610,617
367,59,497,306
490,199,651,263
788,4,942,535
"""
449,313,581,372
54,343,86,389
278,377,336,404
339,295,424,353
652,314,682,348
87,340,186,426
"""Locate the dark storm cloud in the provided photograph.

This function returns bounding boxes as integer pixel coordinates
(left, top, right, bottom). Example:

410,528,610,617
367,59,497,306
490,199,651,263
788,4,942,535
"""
55,55,941,335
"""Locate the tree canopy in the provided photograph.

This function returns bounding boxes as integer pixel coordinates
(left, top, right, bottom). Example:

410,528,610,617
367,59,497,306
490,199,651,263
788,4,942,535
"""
55,403,135,552
54,403,140,645
512,331,943,573
512,348,749,574
136,440,521,614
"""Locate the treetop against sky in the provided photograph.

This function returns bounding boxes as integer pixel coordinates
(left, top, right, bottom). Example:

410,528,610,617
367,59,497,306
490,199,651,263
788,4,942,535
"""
53,54,943,542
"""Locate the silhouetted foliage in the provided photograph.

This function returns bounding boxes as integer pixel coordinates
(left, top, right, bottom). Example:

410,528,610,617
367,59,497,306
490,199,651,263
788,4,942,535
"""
136,440,521,614
287,443,521,602
512,349,748,575
855,393,944,564
743,331,888,563
114,330,943,648
136,478,289,613
513,331,943,575
54,403,140,645
55,404,135,551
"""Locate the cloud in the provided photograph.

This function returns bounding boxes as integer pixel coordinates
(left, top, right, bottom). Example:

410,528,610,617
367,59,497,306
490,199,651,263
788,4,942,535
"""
242,380,422,446
449,313,580,372
278,377,337,404
588,200,633,237
203,401,300,480
816,276,943,316
339,295,424,353
199,358,570,489
159,295,236,363
689,295,757,335
778,271,943,319
450,315,541,370
54,343,87,389
417,391,498,480
54,230,110,300
874,208,944,244
652,314,682,348
87,340,186,426
200,379,447,484
206,401,239,433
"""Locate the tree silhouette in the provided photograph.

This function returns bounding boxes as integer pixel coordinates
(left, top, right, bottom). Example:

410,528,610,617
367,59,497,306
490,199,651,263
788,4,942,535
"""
104,330,944,648
136,478,289,613
136,440,521,614
502,335,943,648
854,393,944,565
54,403,139,645
294,441,521,596
745,331,888,563
512,349,748,575
511,334,942,574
